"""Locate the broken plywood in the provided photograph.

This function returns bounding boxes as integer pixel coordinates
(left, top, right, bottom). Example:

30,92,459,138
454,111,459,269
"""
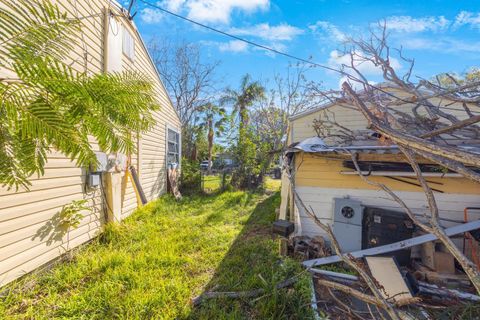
366,256,413,302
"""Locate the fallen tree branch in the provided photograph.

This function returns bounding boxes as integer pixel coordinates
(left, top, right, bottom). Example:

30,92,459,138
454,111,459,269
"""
420,114,480,139
191,275,299,306
407,148,480,184
316,278,380,307
290,177,402,319
401,147,480,294
327,287,369,320
315,278,420,308
342,82,480,168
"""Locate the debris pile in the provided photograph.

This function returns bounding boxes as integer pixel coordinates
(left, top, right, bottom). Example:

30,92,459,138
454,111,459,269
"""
296,235,480,319
290,236,331,260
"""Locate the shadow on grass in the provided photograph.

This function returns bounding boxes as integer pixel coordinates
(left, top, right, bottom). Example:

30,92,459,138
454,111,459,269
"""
186,191,314,320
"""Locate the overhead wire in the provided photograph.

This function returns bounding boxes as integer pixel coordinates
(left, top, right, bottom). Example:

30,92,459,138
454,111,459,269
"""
137,0,450,107
127,0,137,17
138,0,342,74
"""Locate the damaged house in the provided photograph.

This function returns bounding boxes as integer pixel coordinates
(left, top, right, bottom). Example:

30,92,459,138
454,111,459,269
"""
279,84,480,275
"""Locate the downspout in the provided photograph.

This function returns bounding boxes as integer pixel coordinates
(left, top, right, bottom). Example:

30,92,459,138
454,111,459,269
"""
103,7,109,74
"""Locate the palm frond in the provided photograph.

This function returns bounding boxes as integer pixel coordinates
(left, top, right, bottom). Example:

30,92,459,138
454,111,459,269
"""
0,0,79,69
0,0,160,189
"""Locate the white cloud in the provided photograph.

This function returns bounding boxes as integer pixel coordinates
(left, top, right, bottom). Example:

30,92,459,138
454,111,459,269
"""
228,23,303,41
384,15,450,32
218,40,249,52
210,23,302,55
454,11,480,29
185,0,269,24
141,0,269,25
309,21,347,42
140,7,164,24
402,37,480,53
161,0,186,13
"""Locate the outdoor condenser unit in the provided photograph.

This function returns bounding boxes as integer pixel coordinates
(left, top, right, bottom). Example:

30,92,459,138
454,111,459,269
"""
332,198,363,252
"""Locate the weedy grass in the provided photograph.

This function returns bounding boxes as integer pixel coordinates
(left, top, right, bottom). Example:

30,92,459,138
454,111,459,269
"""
263,177,282,192
0,182,313,320
202,174,224,192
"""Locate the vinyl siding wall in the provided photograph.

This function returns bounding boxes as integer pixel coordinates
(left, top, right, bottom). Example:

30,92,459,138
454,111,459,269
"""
0,0,180,287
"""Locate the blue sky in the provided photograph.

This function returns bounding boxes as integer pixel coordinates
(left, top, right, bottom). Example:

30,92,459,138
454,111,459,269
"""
128,0,480,90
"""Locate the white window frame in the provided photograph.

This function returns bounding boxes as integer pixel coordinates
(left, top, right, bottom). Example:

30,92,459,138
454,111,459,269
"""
166,125,181,169
122,25,135,61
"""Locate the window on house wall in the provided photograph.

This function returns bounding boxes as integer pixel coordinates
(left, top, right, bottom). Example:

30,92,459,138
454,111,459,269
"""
167,128,180,168
122,25,135,61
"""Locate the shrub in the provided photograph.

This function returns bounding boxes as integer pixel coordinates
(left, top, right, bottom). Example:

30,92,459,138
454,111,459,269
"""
180,158,201,194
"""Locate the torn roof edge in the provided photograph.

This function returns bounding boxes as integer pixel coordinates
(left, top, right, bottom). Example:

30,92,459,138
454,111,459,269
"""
286,136,480,156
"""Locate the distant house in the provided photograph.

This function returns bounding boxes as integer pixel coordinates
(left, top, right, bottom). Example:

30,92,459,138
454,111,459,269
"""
0,0,181,287
279,85,480,255
214,152,236,168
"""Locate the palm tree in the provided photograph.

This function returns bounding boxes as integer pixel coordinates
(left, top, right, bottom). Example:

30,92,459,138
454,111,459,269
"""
221,75,265,188
198,103,227,173
0,0,159,190
222,74,265,133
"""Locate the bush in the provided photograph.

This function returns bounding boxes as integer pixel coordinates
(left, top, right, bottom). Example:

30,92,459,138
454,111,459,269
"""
180,158,201,194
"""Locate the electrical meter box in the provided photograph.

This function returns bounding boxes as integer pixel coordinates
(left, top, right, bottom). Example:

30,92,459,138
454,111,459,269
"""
332,198,363,252
88,173,100,188
94,152,108,172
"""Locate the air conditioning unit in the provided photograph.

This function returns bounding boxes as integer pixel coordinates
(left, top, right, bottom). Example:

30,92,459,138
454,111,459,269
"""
332,198,363,252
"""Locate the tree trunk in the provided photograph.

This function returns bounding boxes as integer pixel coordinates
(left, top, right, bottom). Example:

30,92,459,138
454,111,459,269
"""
239,106,248,132
207,119,213,174
191,144,197,161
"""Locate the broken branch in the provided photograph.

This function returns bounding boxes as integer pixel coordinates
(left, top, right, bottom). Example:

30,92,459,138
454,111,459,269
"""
191,275,299,306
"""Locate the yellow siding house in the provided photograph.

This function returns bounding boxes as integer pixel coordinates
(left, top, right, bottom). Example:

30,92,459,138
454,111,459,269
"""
281,86,480,254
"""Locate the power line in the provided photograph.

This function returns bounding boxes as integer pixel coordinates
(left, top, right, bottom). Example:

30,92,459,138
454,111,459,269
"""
137,0,448,107
138,0,342,75
127,0,136,17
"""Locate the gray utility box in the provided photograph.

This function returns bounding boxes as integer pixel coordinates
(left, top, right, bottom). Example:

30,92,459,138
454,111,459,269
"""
88,173,101,188
94,152,108,172
332,198,363,253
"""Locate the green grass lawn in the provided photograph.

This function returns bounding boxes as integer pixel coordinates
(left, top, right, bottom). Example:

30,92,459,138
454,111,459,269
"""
202,174,224,192
0,187,314,319
202,175,281,194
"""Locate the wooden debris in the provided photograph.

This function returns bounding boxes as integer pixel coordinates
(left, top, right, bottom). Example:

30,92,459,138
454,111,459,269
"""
421,242,436,270
366,256,413,303
314,278,419,308
434,252,455,274
311,267,480,303
167,166,182,200
424,271,469,286
191,276,299,306
292,235,330,260
418,282,480,302
421,241,456,274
